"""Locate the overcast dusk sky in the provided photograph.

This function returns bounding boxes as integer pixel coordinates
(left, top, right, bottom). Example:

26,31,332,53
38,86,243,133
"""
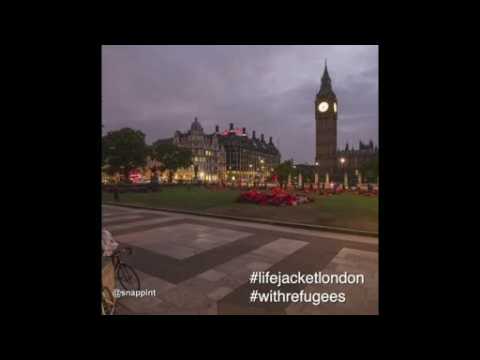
102,45,378,164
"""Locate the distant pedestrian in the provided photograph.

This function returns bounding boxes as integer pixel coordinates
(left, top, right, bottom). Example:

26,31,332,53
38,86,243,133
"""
113,185,119,201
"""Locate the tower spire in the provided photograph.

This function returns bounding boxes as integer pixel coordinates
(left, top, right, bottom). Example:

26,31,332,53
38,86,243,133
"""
322,59,330,81
318,59,333,96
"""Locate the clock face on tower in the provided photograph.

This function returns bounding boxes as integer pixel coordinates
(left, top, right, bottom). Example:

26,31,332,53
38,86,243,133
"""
318,101,329,112
334,102,337,113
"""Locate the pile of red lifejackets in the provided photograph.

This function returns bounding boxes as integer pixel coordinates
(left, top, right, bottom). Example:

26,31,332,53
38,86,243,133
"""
238,187,313,206
357,185,378,196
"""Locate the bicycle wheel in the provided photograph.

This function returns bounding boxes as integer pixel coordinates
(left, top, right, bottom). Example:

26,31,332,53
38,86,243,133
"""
102,287,116,315
116,263,140,291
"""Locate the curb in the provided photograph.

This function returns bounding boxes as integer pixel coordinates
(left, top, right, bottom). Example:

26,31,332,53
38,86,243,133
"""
102,201,378,238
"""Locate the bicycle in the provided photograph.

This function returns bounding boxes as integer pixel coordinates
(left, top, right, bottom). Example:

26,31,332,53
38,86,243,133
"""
111,247,141,291
101,287,116,315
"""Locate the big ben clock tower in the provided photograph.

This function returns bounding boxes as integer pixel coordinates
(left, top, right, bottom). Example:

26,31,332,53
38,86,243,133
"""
315,60,338,174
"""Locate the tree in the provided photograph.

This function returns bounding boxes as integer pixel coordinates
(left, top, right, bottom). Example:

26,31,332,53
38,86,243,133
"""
274,160,297,188
360,156,379,181
102,128,148,181
303,173,313,184
150,142,193,183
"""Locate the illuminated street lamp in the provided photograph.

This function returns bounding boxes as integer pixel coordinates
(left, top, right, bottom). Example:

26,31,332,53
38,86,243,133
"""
339,157,348,189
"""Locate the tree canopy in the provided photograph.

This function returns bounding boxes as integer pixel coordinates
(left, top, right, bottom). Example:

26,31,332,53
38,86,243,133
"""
150,141,193,183
361,156,379,180
274,160,298,186
102,128,148,179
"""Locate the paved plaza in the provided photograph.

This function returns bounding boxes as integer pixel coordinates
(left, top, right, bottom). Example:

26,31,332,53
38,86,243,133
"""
102,204,378,315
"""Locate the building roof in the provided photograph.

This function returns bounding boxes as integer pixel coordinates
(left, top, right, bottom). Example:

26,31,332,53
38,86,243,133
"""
190,117,203,132
166,119,280,157
219,132,280,156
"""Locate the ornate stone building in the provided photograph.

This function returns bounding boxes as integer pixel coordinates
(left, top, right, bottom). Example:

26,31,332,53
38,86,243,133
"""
337,141,378,174
155,117,227,182
154,118,281,184
174,117,226,182
218,123,281,183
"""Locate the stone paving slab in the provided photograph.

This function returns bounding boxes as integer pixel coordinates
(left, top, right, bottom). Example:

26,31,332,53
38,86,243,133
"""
106,216,183,233
198,269,227,282
104,202,378,238
102,205,379,315
114,223,253,260
102,211,145,219
103,214,154,227
104,204,378,242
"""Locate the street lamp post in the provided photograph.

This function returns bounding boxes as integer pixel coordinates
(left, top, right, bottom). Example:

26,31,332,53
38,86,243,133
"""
356,169,362,186
292,164,297,189
340,157,348,190
249,164,253,187
315,161,320,192
260,159,264,188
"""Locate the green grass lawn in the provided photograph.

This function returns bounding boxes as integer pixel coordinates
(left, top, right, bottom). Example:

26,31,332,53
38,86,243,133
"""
102,186,241,211
102,186,378,232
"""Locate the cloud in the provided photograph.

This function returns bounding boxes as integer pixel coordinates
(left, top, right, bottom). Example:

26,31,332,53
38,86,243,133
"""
102,45,378,163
